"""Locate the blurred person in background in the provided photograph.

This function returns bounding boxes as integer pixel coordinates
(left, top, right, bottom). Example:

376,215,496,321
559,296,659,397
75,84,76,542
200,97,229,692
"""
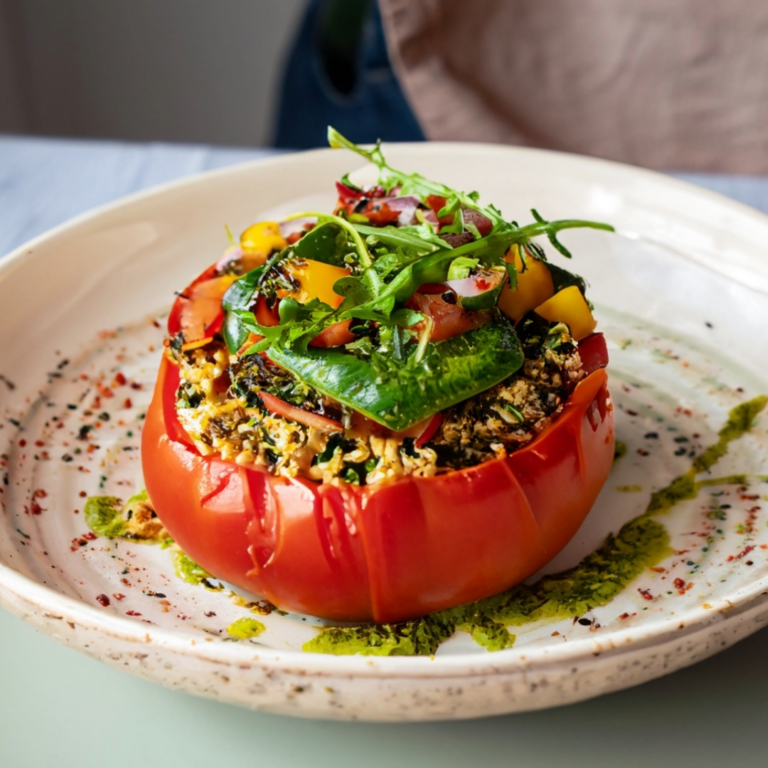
275,0,768,174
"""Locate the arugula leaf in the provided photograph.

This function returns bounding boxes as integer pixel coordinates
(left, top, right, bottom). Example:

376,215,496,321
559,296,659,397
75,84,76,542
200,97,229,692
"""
293,221,349,266
447,256,479,281
328,126,509,233
353,224,446,253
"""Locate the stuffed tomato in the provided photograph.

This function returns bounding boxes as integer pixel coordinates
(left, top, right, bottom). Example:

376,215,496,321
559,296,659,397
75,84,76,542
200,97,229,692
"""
142,128,615,624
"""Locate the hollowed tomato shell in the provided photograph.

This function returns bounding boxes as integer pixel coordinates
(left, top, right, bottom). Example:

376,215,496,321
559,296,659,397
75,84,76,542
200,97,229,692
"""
142,353,614,624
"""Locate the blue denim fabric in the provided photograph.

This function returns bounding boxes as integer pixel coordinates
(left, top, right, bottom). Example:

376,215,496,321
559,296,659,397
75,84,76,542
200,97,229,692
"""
273,0,424,149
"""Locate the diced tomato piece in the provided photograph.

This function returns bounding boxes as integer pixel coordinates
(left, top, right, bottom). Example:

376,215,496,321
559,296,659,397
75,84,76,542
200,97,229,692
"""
425,195,454,225
335,181,364,203
406,292,490,342
255,296,280,327
258,391,343,433
309,320,356,348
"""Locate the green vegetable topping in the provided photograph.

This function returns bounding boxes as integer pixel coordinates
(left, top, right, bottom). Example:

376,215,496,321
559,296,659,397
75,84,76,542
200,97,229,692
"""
217,128,614,430
268,317,523,430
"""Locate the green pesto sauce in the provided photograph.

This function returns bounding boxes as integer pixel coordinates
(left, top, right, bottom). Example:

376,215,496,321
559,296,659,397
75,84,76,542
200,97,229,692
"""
304,395,767,657
84,489,167,542
646,396,767,515
84,490,148,538
616,484,643,493
305,516,670,657
173,550,210,585
613,441,627,463
227,617,266,640
84,495,126,538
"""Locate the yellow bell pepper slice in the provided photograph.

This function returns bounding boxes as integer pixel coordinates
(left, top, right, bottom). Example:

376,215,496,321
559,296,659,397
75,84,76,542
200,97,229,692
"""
534,285,596,341
240,221,287,261
497,246,555,322
286,259,350,309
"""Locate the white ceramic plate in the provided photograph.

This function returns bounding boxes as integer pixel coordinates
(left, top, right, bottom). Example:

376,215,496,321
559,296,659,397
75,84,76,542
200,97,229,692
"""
1,145,767,721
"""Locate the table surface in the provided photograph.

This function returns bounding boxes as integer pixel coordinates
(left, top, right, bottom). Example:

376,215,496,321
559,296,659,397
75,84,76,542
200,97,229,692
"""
1,134,767,768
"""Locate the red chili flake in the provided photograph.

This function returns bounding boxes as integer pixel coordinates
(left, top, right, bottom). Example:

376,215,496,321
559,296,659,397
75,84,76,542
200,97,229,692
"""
25,500,45,515
638,588,654,601
113,372,127,387
121,578,132,587
83,532,97,541
33,489,47,499
152,319,161,328
130,382,142,391
727,544,756,562
112,593,125,601
123,398,132,409
95,594,111,607
97,383,114,398
18,439,26,447
619,613,631,620
673,578,686,590
126,610,142,616
204,611,216,617
34,440,45,447
73,509,80,514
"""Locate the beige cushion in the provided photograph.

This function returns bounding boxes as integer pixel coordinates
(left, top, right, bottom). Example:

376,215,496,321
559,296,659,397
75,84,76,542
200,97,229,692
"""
379,0,768,172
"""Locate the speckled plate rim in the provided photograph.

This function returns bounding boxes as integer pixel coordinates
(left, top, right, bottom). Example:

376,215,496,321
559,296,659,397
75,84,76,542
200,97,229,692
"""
3,554,768,678
1,142,768,680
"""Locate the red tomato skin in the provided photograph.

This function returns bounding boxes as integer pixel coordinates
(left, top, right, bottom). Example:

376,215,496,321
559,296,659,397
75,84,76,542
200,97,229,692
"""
143,355,614,624
578,332,609,375
167,264,218,338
